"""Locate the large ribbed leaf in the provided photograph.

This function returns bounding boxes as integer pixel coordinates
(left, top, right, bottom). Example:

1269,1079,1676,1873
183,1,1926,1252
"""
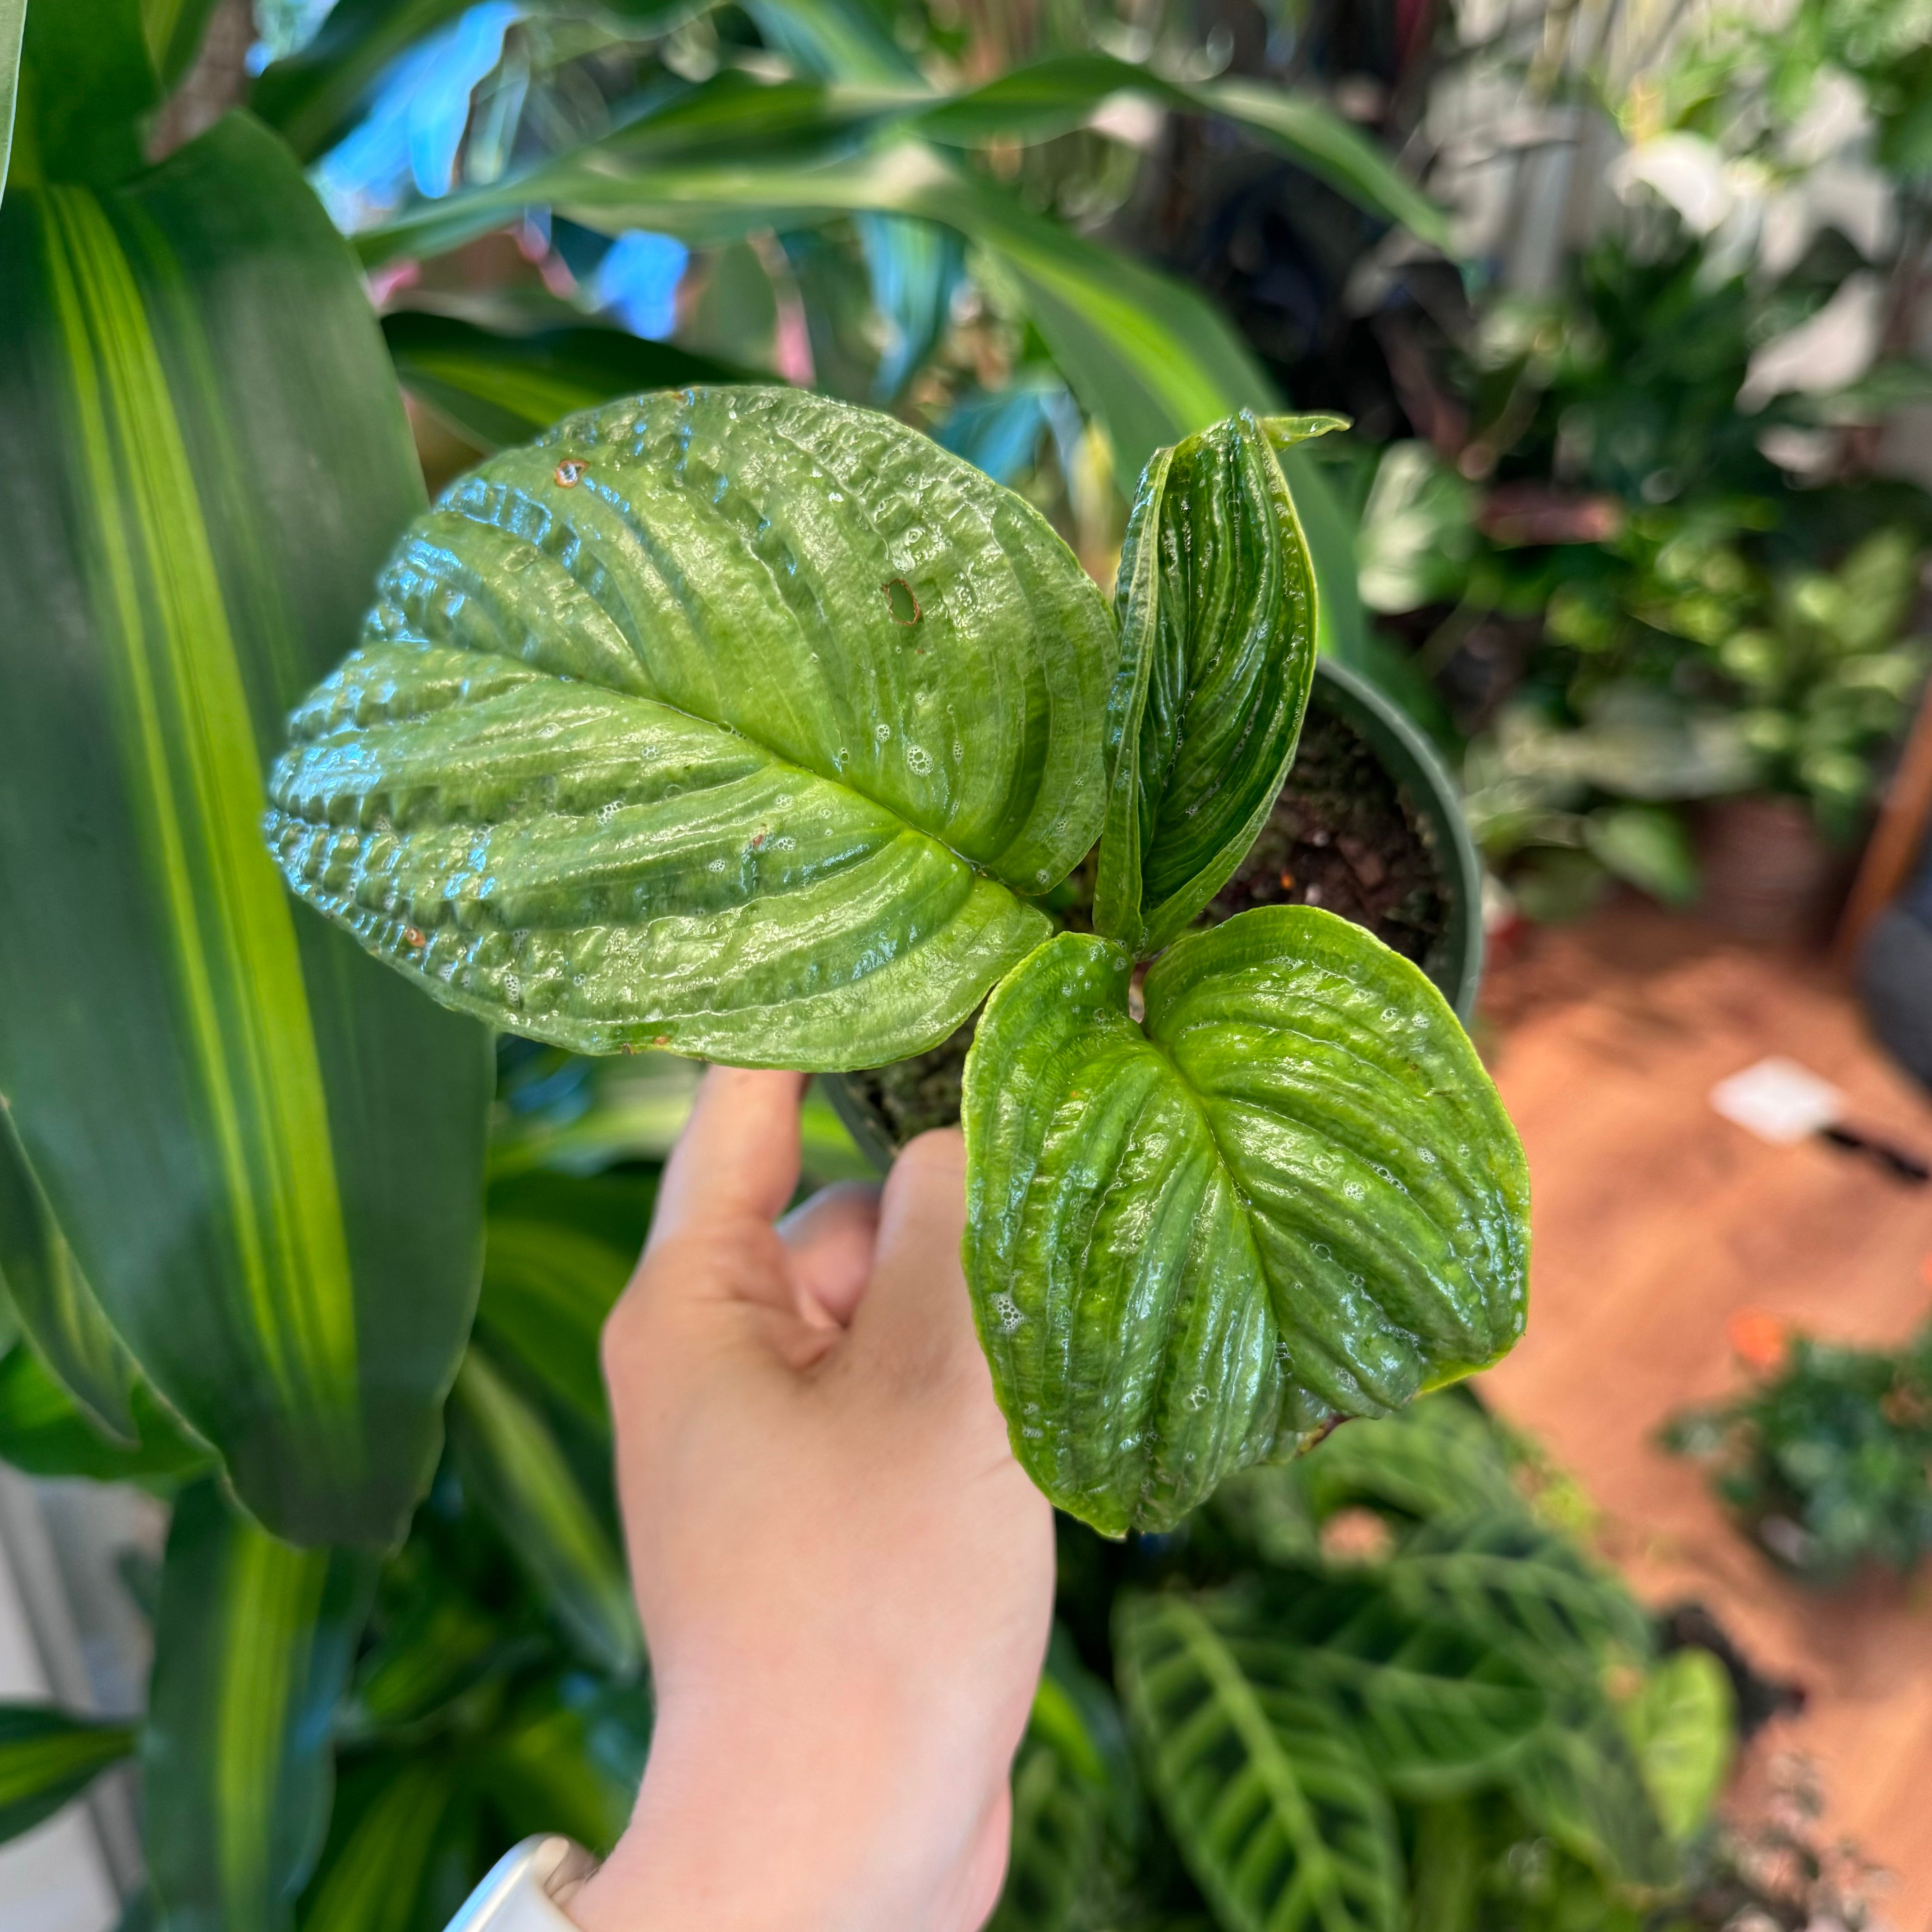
0,1703,138,1845
1096,412,1338,958
0,1100,135,1437
15,0,155,186
144,1482,379,1932
962,911,1529,1535
1116,1591,1403,1932
266,385,1112,1068
0,113,492,1545
449,1349,642,1675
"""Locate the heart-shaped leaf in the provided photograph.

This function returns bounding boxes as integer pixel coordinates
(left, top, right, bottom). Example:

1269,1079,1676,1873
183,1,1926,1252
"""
961,907,1529,1535
267,386,1114,1069
1095,412,1341,959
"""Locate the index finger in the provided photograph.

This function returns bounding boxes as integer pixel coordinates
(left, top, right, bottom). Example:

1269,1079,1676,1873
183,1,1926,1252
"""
647,1066,810,1250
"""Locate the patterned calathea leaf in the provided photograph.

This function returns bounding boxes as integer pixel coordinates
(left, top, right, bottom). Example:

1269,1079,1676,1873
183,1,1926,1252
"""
1116,1590,1404,1932
961,907,1529,1536
265,386,1115,1070
1094,411,1343,961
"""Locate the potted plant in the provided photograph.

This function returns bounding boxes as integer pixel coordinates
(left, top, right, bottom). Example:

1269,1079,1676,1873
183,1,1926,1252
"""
829,653,1485,1165
267,385,1529,1536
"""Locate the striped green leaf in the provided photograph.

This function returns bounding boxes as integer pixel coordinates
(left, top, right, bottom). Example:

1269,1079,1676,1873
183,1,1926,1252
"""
992,1635,1136,1932
0,112,492,1546
1217,1580,1546,1800
1297,1397,1527,1530
0,0,26,208
1385,1515,1653,1679
382,310,744,455
266,386,1112,1069
476,1213,631,1431
1508,1705,1679,1890
0,1343,210,1482
449,1349,641,1676
1097,412,1336,958
473,1675,653,1855
297,1758,462,1932
143,1482,379,1932
0,1099,136,1437
14,0,155,186
0,1703,138,1845
962,912,1530,1535
1116,1591,1403,1932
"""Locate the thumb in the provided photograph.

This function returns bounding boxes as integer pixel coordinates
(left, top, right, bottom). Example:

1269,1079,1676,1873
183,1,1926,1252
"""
649,1066,808,1253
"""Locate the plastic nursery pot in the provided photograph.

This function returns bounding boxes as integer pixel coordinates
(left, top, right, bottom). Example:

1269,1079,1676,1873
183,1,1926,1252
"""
823,655,1486,1174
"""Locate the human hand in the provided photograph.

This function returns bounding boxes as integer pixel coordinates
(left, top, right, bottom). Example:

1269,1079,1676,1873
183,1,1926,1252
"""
569,1067,1055,1932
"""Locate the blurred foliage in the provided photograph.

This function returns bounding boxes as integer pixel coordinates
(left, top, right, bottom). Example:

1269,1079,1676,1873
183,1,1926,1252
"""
1664,1318,1932,1587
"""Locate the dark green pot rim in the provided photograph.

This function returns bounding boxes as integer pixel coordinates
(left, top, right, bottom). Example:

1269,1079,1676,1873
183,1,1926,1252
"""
823,656,1484,1173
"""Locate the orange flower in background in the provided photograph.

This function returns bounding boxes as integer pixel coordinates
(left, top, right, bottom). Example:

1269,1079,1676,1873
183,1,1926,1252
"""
1729,1307,1791,1373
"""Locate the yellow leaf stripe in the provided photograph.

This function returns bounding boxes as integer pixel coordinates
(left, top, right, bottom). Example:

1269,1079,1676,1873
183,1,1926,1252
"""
215,1521,329,1919
38,188,359,1458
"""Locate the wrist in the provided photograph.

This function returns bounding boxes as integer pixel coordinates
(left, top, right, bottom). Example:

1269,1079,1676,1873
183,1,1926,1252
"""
565,1687,992,1932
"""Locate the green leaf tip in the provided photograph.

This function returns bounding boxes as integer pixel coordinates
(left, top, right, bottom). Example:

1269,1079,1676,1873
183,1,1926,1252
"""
266,385,1113,1071
962,906,1529,1536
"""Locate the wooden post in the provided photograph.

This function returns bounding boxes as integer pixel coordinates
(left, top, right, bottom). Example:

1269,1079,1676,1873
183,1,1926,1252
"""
1834,676,1932,968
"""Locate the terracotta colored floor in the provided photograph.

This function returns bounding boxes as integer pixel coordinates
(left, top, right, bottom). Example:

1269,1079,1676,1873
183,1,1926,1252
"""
1471,903,1932,1928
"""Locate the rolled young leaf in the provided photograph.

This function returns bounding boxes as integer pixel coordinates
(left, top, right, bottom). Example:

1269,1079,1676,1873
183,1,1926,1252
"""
1096,411,1339,957
267,386,1114,1069
143,1482,379,1932
0,1703,138,1845
0,113,492,1546
962,909,1529,1535
1115,1590,1403,1932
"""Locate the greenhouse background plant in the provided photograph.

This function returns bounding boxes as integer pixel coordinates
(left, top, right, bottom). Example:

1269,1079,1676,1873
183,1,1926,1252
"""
1664,1317,1932,1586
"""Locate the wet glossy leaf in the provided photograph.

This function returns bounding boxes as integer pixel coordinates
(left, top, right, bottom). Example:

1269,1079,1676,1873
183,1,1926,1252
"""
962,911,1529,1534
0,1703,137,1845
1096,412,1331,957
267,386,1112,1069
0,1099,135,1437
1116,1591,1403,1932
449,1350,641,1676
0,114,491,1545
144,1483,379,1932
